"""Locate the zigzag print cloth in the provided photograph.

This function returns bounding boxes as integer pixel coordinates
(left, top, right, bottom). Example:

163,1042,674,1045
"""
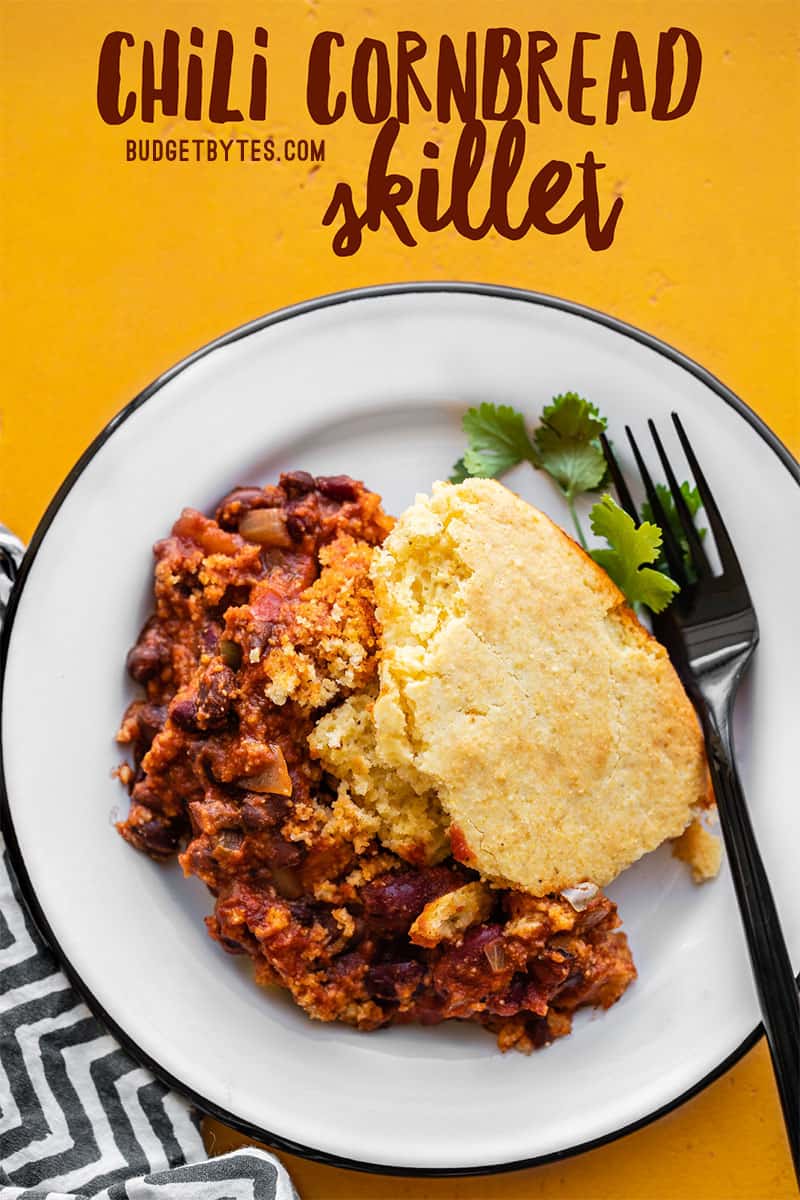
0,843,298,1200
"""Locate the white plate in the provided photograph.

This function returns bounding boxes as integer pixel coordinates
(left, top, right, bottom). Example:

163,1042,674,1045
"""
2,285,799,1175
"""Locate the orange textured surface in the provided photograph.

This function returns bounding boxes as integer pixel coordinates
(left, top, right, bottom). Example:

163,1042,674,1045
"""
1,1,798,1196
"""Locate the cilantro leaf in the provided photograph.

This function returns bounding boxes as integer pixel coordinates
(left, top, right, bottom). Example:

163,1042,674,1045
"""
533,393,609,501
540,392,607,444
589,494,680,613
448,456,470,484
641,481,705,578
453,403,537,480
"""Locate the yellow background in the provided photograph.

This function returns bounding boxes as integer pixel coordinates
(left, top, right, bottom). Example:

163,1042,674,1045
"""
1,1,798,1196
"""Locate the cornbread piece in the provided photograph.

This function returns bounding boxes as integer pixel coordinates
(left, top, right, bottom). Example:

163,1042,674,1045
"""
673,818,722,882
370,478,711,894
309,690,449,865
409,881,493,948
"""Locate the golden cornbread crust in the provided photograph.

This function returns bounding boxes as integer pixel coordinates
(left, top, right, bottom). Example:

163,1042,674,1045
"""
369,478,712,894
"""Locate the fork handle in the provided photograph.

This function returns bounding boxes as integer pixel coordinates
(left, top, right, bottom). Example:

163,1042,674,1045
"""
701,705,800,1181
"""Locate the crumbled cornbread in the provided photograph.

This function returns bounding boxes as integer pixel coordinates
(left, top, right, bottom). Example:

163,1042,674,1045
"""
309,690,450,865
673,818,722,882
409,881,493,947
262,532,382,708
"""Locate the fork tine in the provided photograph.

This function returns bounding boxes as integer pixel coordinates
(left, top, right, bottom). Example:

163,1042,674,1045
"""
670,413,743,581
599,434,638,522
645,419,711,578
624,426,688,587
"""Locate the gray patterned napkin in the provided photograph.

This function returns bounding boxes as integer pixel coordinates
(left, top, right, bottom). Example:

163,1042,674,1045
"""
0,843,299,1199
0,527,299,1199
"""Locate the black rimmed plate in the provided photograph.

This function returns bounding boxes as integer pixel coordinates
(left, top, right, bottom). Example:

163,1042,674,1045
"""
2,284,799,1174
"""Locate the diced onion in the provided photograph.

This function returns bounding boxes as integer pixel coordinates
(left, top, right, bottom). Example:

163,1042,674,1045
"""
239,745,293,796
217,829,243,851
561,882,600,911
483,940,507,972
239,507,292,547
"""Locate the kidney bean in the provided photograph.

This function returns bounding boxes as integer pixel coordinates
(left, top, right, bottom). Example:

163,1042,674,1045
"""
196,664,236,729
170,696,199,732
366,961,424,1001
280,470,316,498
449,922,504,963
172,665,236,734
433,923,507,994
329,949,371,982
240,793,288,832
215,486,280,529
315,475,359,502
361,867,465,932
136,704,167,745
127,817,181,858
126,625,169,683
286,512,310,543
265,834,305,869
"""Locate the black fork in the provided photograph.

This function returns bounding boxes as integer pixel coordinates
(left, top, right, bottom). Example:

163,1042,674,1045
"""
602,414,799,1181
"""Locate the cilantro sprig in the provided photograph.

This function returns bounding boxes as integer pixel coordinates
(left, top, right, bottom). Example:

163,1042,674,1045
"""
449,394,701,613
449,394,608,548
589,495,680,613
532,394,609,546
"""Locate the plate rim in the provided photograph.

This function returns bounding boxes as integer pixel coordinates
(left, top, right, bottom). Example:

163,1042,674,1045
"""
1,281,798,1178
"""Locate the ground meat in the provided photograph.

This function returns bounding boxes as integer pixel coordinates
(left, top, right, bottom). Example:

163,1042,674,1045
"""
116,471,636,1050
